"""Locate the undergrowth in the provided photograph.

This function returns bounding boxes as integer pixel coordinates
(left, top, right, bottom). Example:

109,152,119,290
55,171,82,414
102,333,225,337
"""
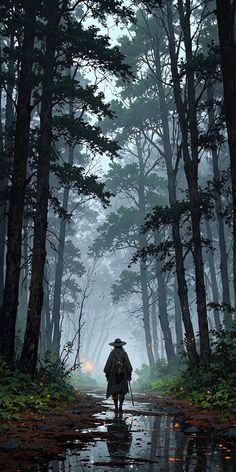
0,356,77,420
134,328,236,411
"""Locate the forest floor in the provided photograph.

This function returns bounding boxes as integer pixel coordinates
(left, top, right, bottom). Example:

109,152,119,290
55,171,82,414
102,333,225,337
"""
0,388,236,471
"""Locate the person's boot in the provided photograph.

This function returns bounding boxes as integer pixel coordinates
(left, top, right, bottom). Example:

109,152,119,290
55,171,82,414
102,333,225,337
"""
114,399,118,413
119,399,124,414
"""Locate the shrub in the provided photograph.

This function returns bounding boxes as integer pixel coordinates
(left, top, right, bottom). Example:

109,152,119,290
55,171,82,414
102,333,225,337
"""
133,329,236,410
0,355,77,420
133,356,185,392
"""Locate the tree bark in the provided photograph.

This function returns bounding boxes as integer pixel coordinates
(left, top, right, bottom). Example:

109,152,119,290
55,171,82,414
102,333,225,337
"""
174,275,183,352
137,135,155,369
153,22,199,370
0,7,36,365
17,220,28,328
52,144,74,356
20,1,59,377
156,260,176,363
151,293,159,360
207,83,233,329
215,0,236,308
0,33,15,312
38,266,50,359
204,218,222,330
0,41,5,309
166,0,210,362
154,233,176,363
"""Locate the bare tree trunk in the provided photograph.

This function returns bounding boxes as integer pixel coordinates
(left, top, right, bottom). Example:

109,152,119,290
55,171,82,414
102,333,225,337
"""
139,258,155,369
153,23,199,370
137,135,155,369
151,293,159,360
0,7,36,366
166,0,210,361
0,34,15,312
0,42,5,309
17,220,28,328
52,144,74,355
154,234,176,363
160,333,165,360
174,276,183,352
20,1,59,378
38,266,50,359
205,218,222,330
207,83,233,329
215,0,236,308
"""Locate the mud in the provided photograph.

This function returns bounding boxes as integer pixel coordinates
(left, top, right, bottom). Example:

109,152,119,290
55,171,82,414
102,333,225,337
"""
0,392,236,471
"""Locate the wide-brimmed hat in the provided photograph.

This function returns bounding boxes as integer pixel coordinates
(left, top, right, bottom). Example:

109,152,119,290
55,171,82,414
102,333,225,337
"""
109,338,126,347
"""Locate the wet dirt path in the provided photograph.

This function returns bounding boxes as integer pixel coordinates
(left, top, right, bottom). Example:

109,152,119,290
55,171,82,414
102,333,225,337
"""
0,392,236,471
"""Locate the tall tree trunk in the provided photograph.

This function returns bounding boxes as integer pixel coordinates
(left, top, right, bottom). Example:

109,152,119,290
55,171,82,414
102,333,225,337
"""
166,0,210,362
174,275,183,352
151,293,159,360
153,23,199,370
139,258,155,368
38,267,50,359
52,144,74,356
20,1,59,377
205,218,221,330
42,264,52,354
215,0,236,308
160,332,165,360
207,83,233,329
0,34,15,312
17,220,28,327
137,135,155,369
0,41,5,309
154,234,176,363
0,7,36,365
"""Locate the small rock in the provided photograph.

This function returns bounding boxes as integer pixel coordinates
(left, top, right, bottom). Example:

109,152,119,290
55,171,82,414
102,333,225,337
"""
224,428,236,439
71,407,81,415
0,439,20,450
184,426,201,434
47,412,63,416
37,425,52,431
63,421,76,427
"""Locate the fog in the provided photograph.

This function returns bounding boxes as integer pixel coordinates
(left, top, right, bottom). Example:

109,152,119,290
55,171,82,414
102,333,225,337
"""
0,0,234,390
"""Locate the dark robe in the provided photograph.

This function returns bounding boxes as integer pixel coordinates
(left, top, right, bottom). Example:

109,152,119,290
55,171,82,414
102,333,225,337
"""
104,347,133,399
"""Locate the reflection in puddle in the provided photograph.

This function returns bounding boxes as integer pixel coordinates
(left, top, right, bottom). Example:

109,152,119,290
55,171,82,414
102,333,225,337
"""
4,398,236,471
46,405,236,472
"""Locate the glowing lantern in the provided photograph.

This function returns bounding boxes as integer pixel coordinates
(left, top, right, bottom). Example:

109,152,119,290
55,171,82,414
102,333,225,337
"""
82,359,94,372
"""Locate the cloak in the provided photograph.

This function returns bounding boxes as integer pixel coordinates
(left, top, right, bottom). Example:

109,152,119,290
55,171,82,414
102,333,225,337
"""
104,347,133,399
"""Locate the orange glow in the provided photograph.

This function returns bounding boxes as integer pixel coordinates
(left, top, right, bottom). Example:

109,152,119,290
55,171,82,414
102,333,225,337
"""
168,458,181,462
82,359,95,371
225,457,232,460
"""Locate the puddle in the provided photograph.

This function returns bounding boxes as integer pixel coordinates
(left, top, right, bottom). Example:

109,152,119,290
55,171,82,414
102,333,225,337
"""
45,397,236,471
2,397,236,471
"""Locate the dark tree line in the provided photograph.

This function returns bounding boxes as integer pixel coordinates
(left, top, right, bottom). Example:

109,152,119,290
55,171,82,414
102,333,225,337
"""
90,0,236,374
0,0,133,378
0,0,236,380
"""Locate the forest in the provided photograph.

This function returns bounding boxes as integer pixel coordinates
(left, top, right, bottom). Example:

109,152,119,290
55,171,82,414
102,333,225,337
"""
0,0,236,466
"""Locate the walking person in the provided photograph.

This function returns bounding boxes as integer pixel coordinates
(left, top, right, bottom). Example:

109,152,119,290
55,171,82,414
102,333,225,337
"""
104,338,133,414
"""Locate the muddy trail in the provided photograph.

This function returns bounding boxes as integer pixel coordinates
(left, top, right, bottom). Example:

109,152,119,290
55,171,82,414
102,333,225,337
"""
0,390,236,471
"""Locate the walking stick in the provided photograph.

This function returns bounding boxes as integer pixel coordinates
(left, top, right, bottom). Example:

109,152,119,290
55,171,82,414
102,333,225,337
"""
128,380,134,406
